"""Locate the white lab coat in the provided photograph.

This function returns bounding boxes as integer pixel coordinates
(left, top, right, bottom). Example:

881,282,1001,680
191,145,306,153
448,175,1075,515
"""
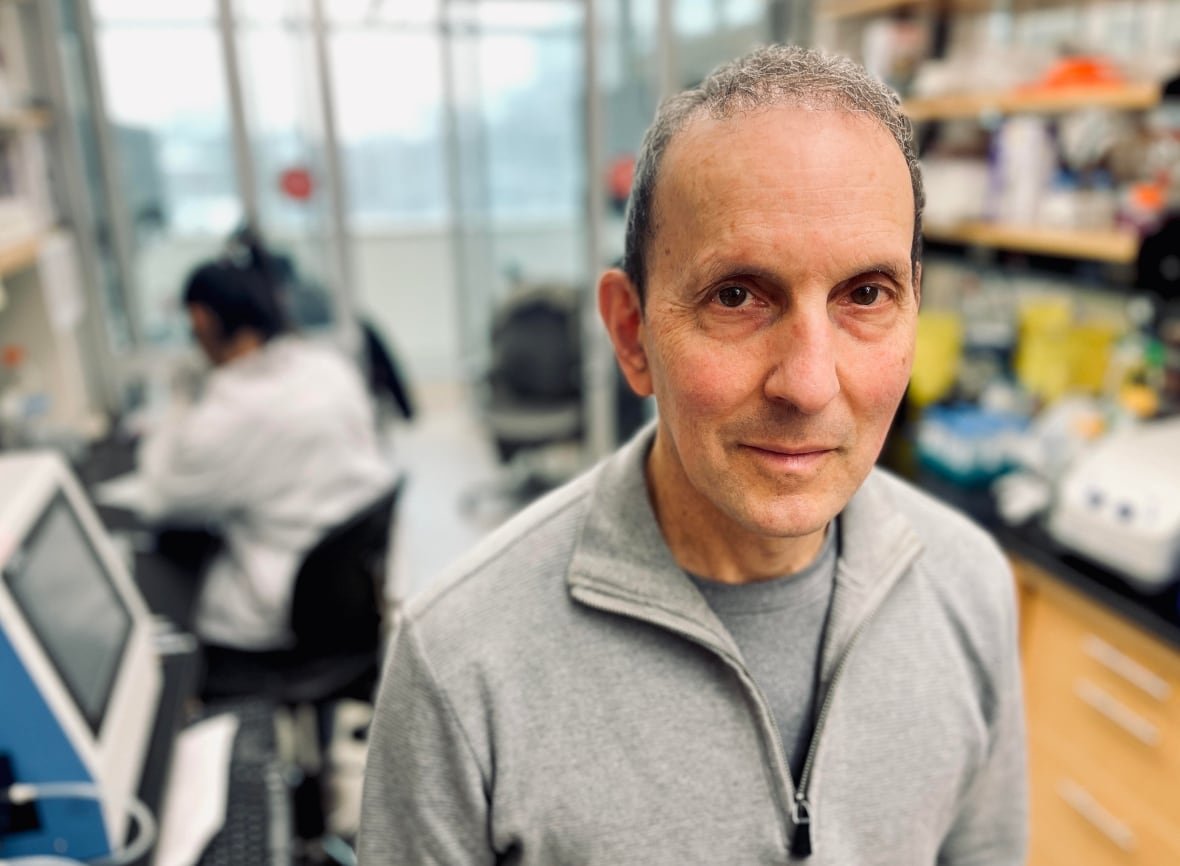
137,336,396,650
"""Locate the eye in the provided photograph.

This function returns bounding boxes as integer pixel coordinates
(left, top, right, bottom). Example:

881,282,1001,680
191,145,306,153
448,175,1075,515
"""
849,285,881,306
716,285,749,308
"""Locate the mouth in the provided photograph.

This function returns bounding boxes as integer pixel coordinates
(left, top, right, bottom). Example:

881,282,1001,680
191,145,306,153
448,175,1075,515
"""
740,442,836,471
744,442,836,457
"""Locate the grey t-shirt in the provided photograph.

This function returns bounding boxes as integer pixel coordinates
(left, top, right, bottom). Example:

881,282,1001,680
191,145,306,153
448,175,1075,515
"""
689,521,838,782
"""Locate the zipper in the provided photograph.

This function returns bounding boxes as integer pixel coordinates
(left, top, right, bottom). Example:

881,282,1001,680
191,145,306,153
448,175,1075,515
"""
572,589,798,851
789,609,882,859
575,581,892,862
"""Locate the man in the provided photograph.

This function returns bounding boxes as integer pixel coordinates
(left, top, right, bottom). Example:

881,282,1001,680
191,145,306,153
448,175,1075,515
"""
358,45,1027,865
137,254,394,652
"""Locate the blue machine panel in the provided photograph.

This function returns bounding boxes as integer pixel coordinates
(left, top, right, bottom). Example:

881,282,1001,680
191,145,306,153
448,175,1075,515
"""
0,627,110,860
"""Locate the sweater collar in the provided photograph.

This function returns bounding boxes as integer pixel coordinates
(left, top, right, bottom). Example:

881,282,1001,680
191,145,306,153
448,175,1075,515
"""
568,422,923,658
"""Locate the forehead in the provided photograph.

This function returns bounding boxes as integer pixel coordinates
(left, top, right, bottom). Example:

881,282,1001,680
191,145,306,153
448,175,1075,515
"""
650,105,914,286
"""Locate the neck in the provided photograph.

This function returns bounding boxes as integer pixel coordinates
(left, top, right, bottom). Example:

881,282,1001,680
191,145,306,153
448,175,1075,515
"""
645,436,828,585
215,331,266,366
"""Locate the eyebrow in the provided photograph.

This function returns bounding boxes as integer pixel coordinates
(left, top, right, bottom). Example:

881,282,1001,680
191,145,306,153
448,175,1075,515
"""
696,261,781,285
695,259,911,287
842,262,909,284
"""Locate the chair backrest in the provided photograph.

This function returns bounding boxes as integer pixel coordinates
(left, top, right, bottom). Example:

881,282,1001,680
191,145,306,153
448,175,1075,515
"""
288,478,403,659
359,317,416,421
490,287,582,403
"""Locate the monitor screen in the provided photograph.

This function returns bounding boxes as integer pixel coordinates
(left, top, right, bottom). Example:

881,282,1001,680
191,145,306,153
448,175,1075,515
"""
2,493,133,734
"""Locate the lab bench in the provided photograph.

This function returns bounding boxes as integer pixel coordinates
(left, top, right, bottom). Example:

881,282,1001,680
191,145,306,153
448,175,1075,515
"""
76,438,291,866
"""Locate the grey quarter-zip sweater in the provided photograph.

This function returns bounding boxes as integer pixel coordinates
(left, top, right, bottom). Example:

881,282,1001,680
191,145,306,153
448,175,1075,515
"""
358,424,1028,865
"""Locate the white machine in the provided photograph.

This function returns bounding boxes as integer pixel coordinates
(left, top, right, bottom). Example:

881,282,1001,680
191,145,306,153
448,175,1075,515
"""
0,451,162,861
1048,417,1180,591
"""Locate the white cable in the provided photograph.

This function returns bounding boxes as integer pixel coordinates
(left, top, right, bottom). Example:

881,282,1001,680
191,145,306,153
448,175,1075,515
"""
1,782,156,866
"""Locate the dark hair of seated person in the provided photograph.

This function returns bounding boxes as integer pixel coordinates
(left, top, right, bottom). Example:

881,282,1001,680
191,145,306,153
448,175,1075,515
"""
182,255,290,344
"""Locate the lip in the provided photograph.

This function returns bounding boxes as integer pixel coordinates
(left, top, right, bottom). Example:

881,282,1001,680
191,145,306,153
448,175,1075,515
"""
744,442,836,456
741,443,835,471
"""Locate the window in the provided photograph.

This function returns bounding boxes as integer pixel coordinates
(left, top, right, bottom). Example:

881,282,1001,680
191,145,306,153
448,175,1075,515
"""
330,26,449,228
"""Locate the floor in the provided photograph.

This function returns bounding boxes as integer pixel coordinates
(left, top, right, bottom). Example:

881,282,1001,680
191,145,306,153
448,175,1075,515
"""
383,381,508,604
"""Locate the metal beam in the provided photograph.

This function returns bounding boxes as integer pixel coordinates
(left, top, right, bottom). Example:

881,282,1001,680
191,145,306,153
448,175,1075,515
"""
582,0,616,458
34,0,121,411
217,0,260,229
311,0,358,347
74,0,144,350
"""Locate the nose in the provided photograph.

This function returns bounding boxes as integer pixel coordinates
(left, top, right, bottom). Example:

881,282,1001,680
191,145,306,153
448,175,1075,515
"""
762,308,840,415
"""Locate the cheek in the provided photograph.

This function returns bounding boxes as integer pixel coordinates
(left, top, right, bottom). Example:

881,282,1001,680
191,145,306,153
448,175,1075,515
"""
844,335,915,418
651,336,758,419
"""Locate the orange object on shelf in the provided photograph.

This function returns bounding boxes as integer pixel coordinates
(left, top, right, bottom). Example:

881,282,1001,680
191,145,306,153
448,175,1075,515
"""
1128,182,1165,212
1018,56,1127,92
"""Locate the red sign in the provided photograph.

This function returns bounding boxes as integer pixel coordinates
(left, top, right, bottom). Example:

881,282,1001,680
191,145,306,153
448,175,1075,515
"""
606,154,635,206
279,167,314,201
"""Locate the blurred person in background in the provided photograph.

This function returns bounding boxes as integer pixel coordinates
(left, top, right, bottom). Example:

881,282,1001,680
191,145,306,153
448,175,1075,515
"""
136,249,394,655
359,44,1026,865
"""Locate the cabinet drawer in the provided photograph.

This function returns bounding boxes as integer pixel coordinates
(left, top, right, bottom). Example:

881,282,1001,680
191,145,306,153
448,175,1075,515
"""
1024,594,1180,821
1017,561,1180,726
1030,731,1180,866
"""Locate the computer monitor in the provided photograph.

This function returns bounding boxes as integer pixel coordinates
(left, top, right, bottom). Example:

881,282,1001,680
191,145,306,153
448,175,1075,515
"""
0,451,162,861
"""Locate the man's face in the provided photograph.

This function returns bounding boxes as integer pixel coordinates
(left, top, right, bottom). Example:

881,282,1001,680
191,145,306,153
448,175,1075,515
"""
602,105,919,556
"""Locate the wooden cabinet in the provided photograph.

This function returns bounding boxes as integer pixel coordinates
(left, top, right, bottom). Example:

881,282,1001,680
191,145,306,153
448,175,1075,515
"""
1015,556,1180,865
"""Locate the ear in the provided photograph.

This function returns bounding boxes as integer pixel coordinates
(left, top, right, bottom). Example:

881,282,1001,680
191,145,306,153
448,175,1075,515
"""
912,261,922,309
598,268,653,398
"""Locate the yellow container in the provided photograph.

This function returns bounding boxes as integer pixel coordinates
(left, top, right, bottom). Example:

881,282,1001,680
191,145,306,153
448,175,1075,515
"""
910,311,963,408
1015,297,1073,403
1066,322,1118,394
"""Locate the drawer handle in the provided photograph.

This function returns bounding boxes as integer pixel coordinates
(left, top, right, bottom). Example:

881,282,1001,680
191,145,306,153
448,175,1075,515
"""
1074,679,1160,748
1057,778,1136,853
1083,634,1173,703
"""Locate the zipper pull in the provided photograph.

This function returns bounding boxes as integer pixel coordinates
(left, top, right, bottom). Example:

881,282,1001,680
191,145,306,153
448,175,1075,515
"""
790,793,812,858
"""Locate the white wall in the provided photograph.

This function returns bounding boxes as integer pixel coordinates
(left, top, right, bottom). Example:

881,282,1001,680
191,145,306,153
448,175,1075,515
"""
350,220,591,385
350,228,460,384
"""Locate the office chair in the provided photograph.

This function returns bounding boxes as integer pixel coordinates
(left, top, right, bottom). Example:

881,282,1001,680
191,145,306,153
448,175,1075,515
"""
463,284,584,516
358,317,416,427
200,477,404,863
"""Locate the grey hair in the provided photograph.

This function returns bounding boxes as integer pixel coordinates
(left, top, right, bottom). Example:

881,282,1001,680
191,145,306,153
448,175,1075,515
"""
622,44,924,305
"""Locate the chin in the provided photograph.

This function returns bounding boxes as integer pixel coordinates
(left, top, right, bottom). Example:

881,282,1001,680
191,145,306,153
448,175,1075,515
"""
736,494,841,540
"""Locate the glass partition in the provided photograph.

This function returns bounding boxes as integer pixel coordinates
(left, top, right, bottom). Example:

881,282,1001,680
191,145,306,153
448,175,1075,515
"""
445,0,588,379
58,0,799,435
674,0,776,88
91,0,239,347
234,0,342,331
54,0,135,354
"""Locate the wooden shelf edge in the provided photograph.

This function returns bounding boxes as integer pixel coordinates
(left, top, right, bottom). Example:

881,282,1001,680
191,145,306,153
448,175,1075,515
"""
818,0,924,19
904,82,1161,121
0,235,41,278
923,222,1139,264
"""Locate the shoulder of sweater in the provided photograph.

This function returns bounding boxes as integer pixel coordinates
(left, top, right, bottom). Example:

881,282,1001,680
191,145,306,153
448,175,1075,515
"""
865,468,1015,624
868,467,1007,566
403,464,600,625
